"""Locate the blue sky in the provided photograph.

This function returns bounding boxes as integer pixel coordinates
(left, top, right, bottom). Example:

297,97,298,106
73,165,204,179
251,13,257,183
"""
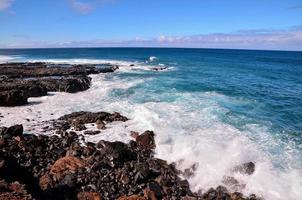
0,0,302,50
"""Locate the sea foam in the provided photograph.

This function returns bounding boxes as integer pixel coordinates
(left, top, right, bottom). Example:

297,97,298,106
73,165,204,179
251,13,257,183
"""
0,55,19,63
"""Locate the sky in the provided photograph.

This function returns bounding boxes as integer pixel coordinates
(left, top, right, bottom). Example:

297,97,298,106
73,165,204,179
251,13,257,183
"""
0,0,302,50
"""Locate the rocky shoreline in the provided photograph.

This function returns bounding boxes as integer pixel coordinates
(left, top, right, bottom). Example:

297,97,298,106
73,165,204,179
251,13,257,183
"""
0,63,262,200
0,62,118,106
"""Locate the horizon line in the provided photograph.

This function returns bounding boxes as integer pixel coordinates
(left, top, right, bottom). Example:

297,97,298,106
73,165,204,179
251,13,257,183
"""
1,46,301,53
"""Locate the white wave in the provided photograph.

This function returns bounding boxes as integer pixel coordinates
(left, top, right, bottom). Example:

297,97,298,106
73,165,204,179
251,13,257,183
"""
149,56,158,62
0,70,301,200
26,58,172,73
28,58,135,66
0,55,19,63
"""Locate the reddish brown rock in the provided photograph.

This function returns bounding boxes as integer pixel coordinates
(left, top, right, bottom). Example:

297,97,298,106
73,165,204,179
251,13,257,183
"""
50,156,86,180
136,131,155,149
77,191,102,200
39,174,53,190
143,189,158,200
0,180,33,200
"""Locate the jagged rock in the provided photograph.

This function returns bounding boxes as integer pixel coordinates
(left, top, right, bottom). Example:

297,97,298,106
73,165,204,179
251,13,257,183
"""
119,171,130,185
77,191,102,200
0,180,33,200
55,111,128,133
0,79,47,97
72,120,87,131
0,89,28,106
146,182,162,199
232,162,255,175
97,140,136,166
136,131,155,150
0,62,118,78
0,62,119,107
96,120,106,130
39,174,53,190
182,163,198,178
84,130,101,135
50,156,86,181
58,111,128,124
0,124,23,138
38,76,92,93
0,122,262,200
143,189,157,200
230,192,245,200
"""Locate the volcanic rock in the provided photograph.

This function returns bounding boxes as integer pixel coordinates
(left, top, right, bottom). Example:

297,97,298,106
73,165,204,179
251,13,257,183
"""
0,89,28,106
136,131,155,150
77,191,102,200
50,156,86,180
96,120,106,130
232,162,255,175
0,124,23,138
0,121,262,200
0,62,119,107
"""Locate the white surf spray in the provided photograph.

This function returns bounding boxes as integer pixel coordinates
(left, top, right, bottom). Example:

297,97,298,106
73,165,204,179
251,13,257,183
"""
145,56,159,63
0,55,20,63
26,58,172,72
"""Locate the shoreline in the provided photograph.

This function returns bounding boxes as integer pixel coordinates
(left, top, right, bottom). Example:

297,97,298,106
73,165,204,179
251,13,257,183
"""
0,116,259,200
0,62,262,199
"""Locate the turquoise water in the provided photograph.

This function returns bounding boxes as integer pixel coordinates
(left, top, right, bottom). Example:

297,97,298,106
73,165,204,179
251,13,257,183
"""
1,48,302,199
1,48,302,135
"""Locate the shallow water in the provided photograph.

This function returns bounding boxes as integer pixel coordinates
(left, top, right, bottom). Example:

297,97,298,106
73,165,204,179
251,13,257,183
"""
0,48,302,199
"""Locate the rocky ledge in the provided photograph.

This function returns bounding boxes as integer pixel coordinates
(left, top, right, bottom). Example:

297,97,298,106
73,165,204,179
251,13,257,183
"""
0,62,118,106
0,111,262,200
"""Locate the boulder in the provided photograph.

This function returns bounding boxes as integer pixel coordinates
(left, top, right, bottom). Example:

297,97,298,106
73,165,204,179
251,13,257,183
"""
0,180,33,200
232,162,255,175
0,79,47,97
39,174,53,191
50,156,86,180
97,140,136,166
146,182,162,199
59,111,128,124
83,130,101,135
38,76,91,93
96,120,106,130
77,191,102,200
0,89,28,106
0,124,23,138
136,131,156,149
0,62,118,78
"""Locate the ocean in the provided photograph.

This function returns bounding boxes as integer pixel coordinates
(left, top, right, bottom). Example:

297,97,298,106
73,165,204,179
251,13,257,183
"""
0,48,302,199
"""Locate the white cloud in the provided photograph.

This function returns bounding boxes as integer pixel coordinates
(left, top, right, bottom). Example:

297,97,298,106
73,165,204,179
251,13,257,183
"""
2,26,302,51
0,0,14,11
